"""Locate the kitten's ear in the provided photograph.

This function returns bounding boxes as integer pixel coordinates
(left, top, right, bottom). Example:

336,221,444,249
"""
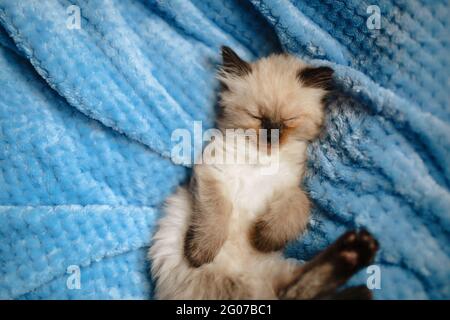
297,66,334,90
221,46,251,77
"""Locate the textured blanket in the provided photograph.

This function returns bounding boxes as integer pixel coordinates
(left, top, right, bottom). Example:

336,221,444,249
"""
0,0,449,299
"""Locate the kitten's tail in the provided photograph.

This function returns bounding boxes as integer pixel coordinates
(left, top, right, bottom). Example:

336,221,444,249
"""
149,187,248,299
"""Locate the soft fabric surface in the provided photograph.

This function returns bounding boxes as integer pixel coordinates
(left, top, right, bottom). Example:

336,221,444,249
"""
0,0,448,299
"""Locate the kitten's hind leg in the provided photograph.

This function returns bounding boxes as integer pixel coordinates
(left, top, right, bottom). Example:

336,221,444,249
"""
277,230,378,300
249,187,310,252
184,165,232,268
318,285,373,300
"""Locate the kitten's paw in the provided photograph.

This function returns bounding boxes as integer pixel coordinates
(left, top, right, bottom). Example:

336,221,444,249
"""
322,285,373,300
249,219,286,253
184,226,220,268
333,229,379,272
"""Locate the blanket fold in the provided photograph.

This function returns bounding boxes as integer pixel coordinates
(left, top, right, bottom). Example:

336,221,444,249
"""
0,0,449,299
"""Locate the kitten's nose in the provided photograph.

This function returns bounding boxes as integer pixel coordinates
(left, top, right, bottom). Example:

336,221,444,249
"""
261,118,282,144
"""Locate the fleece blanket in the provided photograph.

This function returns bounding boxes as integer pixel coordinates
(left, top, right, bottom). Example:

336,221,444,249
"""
0,0,448,299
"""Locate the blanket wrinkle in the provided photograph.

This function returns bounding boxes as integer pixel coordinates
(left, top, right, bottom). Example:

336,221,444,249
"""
328,63,450,183
0,205,158,299
0,0,449,299
251,0,351,65
148,0,238,51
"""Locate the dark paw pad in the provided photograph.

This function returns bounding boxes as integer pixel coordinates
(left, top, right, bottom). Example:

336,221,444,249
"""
249,220,286,253
334,229,379,271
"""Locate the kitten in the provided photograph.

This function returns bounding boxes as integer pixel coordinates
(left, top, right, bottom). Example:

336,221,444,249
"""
149,47,378,299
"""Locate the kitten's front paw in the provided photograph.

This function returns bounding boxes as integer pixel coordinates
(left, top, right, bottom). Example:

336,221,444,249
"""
184,226,219,268
333,229,379,273
249,219,286,253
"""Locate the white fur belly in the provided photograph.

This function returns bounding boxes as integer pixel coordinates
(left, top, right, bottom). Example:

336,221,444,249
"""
222,153,300,218
211,158,298,276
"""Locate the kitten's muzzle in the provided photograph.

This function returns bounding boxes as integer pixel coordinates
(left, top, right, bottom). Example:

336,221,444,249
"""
261,118,283,144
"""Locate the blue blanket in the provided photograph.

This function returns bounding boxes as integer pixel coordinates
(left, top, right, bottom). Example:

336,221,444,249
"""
0,0,449,299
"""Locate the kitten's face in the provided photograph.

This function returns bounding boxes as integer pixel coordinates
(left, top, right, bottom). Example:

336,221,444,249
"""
217,47,334,145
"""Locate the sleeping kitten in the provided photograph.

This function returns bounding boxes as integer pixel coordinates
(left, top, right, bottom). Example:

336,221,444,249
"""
149,47,378,299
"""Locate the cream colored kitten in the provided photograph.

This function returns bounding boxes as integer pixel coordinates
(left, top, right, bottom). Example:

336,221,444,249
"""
149,47,378,299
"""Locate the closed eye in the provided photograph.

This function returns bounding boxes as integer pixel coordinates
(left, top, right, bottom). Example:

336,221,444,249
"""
246,111,263,120
283,116,301,128
283,116,300,121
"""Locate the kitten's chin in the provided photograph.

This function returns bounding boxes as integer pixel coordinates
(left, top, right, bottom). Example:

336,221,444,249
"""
258,143,273,156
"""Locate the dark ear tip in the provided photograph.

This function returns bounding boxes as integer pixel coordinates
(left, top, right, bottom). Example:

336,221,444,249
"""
221,46,233,58
313,66,334,76
297,65,335,90
220,46,252,76
323,66,335,75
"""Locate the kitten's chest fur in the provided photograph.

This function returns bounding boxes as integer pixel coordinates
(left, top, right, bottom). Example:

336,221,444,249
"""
210,139,307,270
216,139,306,215
223,160,299,215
